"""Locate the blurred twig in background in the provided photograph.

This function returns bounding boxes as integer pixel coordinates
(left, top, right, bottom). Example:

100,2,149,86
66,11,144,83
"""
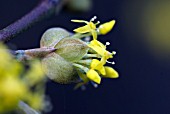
0,0,69,42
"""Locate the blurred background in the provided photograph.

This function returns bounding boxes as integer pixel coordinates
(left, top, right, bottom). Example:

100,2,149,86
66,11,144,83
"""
1,0,170,114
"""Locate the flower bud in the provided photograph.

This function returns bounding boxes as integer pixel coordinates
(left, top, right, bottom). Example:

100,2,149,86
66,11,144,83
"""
98,20,116,35
55,37,89,62
40,28,89,84
42,53,78,84
40,28,70,48
103,66,119,78
86,69,101,84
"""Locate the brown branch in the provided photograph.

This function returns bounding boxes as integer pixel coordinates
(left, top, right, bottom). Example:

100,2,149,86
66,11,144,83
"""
0,0,68,42
14,47,57,61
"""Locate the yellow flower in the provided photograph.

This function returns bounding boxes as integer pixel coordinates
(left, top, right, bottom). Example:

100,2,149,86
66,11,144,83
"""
72,17,116,40
24,60,45,86
103,66,119,78
0,77,27,112
0,45,23,78
85,39,117,84
98,20,116,35
26,93,44,110
71,16,98,39
86,59,118,84
88,40,114,63
0,44,46,112
71,17,118,88
86,69,101,84
85,59,105,84
90,59,106,75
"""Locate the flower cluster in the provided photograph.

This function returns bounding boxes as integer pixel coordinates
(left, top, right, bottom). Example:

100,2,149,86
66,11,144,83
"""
71,16,118,89
0,44,46,113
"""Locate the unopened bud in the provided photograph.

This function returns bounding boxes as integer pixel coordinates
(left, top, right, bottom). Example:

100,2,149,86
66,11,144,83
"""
98,20,116,35
40,28,89,84
40,28,70,48
42,53,78,84
55,38,89,62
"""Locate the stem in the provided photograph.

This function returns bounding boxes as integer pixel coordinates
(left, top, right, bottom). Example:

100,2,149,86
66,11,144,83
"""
71,33,91,39
13,47,56,61
72,63,89,73
0,0,68,42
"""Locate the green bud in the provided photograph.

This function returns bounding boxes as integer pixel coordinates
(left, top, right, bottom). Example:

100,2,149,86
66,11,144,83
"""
40,28,70,48
40,27,89,84
42,53,78,84
55,37,89,62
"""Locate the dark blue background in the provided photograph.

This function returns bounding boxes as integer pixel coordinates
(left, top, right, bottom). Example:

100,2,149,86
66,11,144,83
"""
1,0,170,114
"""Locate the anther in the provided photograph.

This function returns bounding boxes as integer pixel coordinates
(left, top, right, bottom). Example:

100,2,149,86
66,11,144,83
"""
90,16,97,21
106,42,110,45
105,42,110,47
112,51,116,55
112,61,115,64
96,21,100,25
93,16,97,20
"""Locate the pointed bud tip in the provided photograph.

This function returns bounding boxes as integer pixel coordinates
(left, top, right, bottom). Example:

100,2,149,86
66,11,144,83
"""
87,69,101,84
103,66,119,78
99,20,116,35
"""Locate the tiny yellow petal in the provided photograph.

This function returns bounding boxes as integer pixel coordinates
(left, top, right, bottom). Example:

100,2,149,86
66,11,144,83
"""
87,69,101,84
71,19,88,24
90,59,100,68
89,22,96,30
91,30,97,39
97,65,106,75
103,66,119,78
73,25,91,33
90,59,106,75
88,44,105,56
104,51,113,59
99,20,116,35
90,40,106,49
100,56,107,65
